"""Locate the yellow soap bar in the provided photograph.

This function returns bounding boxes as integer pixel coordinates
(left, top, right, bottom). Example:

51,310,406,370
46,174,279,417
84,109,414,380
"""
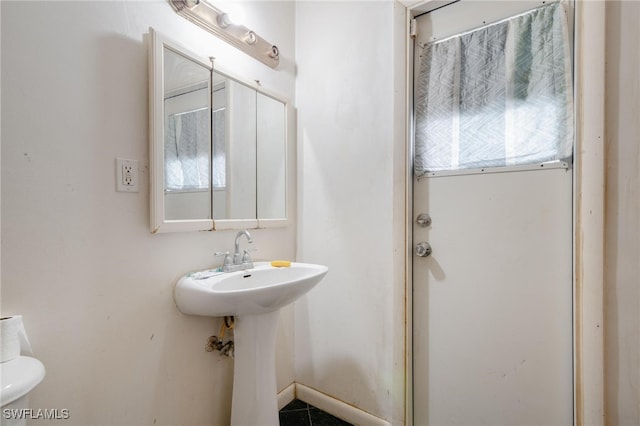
271,260,291,267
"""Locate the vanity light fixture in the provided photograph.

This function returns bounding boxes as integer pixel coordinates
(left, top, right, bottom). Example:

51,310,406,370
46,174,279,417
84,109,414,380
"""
168,0,280,69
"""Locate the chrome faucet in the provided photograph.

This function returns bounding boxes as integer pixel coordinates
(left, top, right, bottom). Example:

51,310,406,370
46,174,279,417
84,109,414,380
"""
215,230,255,272
233,230,253,265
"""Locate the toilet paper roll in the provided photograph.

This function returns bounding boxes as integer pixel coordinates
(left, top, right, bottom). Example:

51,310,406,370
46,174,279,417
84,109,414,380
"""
1,316,33,363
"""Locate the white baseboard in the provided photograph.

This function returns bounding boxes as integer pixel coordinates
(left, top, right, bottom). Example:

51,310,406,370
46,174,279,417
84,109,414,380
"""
277,383,296,410
289,383,390,426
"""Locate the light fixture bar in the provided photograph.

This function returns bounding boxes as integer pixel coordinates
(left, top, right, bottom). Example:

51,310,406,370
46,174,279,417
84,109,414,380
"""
169,0,280,69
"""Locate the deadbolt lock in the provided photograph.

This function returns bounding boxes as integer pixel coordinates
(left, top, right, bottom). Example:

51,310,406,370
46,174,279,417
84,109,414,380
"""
416,213,432,227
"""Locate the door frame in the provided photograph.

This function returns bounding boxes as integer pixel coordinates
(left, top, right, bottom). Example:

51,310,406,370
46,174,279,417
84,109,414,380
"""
402,1,606,425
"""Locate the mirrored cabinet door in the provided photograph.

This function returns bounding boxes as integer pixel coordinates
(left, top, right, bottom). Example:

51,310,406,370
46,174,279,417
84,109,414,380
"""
163,48,212,221
257,92,286,220
150,29,215,233
213,72,257,222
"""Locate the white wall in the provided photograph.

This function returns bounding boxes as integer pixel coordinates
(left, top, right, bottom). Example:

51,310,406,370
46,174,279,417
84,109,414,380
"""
604,1,640,424
295,2,407,423
0,1,295,425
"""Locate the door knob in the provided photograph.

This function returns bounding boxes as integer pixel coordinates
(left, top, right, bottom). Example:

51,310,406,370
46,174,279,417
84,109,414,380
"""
415,242,432,257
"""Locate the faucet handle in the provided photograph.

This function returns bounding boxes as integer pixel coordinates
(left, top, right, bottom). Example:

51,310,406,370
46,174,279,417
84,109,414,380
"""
214,251,232,266
242,248,257,264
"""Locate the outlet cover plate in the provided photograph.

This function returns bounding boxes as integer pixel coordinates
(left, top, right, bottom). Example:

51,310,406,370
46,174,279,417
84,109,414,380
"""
116,158,139,192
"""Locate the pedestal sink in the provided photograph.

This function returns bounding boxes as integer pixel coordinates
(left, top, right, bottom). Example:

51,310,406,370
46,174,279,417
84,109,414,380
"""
174,261,328,426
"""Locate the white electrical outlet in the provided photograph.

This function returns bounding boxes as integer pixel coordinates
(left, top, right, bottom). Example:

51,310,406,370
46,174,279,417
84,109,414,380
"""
116,158,139,192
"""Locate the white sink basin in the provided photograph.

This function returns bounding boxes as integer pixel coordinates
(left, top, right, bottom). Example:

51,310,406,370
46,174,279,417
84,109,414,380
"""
174,261,328,317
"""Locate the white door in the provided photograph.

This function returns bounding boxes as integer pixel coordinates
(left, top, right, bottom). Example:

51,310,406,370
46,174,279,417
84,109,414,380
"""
412,2,574,425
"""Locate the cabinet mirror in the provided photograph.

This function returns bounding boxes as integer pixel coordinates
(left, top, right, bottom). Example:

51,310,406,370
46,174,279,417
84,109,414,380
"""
149,29,288,233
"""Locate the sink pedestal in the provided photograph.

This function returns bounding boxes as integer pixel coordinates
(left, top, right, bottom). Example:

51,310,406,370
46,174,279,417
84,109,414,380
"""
231,310,280,426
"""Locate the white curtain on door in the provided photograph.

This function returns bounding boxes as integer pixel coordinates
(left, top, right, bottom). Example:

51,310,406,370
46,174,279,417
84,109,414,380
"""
414,1,574,174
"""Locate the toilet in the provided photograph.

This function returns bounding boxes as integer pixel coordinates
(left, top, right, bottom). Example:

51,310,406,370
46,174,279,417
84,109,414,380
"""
0,356,45,426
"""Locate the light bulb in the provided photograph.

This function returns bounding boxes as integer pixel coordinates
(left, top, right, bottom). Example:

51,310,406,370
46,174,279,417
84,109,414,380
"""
245,31,257,45
217,12,232,28
224,6,245,26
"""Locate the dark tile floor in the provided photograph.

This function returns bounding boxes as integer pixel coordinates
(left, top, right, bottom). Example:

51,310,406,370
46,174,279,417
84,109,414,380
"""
279,399,353,426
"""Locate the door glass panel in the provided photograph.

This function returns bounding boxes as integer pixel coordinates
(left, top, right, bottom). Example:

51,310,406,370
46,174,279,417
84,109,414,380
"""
414,2,573,174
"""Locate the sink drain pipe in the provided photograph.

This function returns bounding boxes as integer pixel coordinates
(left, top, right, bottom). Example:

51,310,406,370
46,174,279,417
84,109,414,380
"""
206,316,235,357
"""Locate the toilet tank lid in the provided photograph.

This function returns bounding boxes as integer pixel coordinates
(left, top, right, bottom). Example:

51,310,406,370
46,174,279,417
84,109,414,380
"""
0,356,45,406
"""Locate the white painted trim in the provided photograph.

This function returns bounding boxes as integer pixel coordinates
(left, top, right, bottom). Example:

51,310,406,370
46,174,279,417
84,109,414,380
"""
294,383,391,426
213,218,258,231
257,218,288,228
392,3,410,425
573,1,606,424
277,383,296,411
404,4,415,426
404,0,458,16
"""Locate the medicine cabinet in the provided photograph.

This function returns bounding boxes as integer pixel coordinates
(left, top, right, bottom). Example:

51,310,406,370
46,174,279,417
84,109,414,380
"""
149,28,289,233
